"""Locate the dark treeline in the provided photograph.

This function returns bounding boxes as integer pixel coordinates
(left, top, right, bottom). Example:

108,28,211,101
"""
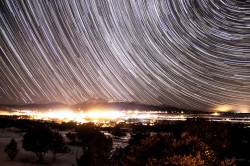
0,115,249,165
0,115,77,130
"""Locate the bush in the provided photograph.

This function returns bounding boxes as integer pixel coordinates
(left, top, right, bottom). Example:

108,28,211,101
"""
4,138,19,160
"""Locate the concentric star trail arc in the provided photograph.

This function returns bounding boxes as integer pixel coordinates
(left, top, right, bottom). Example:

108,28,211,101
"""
0,0,250,112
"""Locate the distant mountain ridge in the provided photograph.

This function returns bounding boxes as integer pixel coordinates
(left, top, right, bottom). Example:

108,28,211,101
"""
0,99,207,114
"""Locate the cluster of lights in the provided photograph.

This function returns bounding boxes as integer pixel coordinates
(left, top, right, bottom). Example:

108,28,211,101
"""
1,107,249,124
28,109,125,123
1,109,187,123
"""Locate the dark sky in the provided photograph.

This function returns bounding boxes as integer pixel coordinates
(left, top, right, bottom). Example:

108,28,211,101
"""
0,0,250,112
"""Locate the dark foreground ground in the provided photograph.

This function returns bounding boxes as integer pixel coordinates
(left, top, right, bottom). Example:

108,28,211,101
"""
0,115,249,165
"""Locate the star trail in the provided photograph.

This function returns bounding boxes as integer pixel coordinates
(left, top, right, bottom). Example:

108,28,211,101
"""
0,0,250,111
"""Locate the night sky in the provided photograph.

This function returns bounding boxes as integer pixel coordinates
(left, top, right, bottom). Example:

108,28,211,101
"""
0,0,250,111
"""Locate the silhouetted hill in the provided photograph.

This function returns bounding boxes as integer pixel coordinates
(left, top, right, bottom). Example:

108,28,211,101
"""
0,99,208,114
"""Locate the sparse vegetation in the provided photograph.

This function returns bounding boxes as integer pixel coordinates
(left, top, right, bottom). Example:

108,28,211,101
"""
4,138,19,160
0,115,249,165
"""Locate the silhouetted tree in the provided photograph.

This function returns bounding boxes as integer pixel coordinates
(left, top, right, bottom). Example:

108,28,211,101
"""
76,123,100,146
129,132,149,145
66,132,77,144
76,148,92,166
50,131,69,162
123,134,168,165
111,147,126,165
76,123,113,166
22,125,53,161
111,126,126,137
4,138,19,160
228,125,250,164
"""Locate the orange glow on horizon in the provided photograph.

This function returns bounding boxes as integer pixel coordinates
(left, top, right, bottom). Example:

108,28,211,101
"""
211,105,235,112
0,109,127,123
0,109,188,123
210,105,250,113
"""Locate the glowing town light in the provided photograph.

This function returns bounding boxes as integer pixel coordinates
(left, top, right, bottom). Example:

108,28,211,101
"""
212,112,220,116
86,110,125,119
44,110,76,120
